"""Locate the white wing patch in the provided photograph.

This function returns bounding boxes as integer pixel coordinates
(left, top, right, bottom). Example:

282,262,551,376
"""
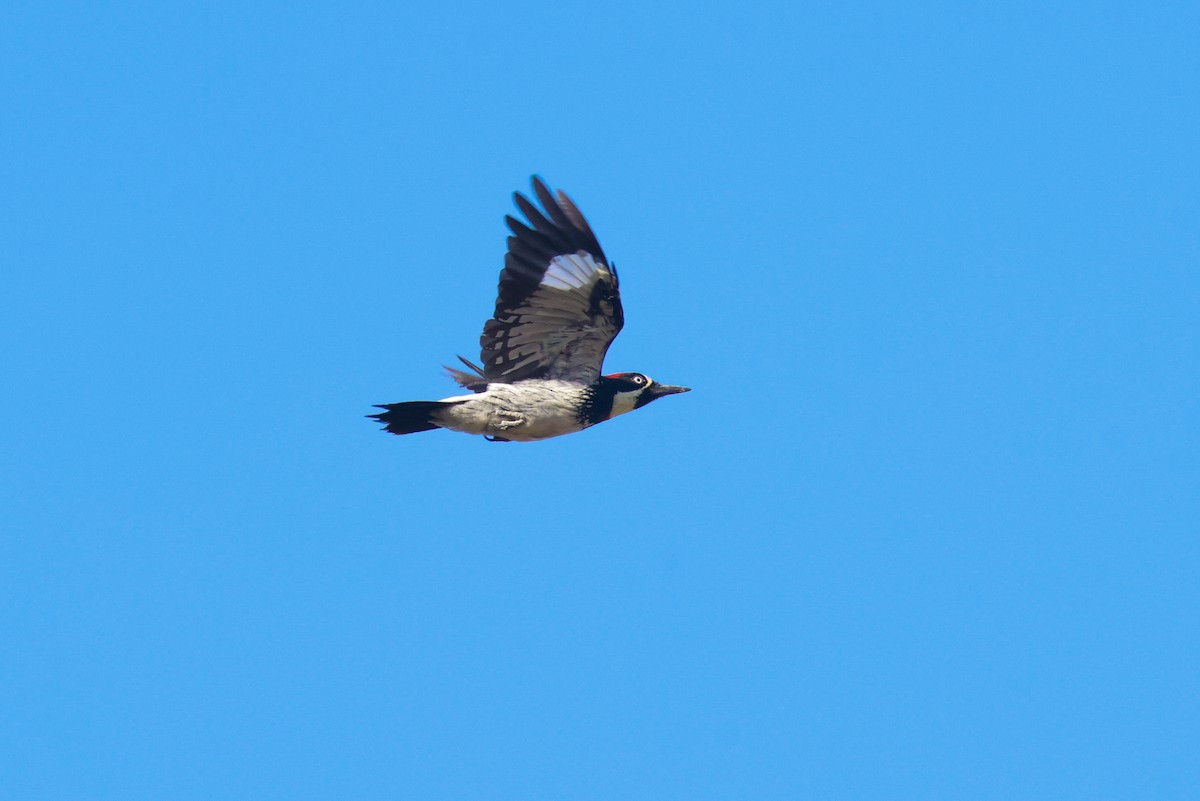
541,251,606,291
480,179,625,384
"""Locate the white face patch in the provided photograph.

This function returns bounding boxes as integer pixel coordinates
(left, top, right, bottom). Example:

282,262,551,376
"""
542,251,604,291
609,389,641,418
609,377,652,418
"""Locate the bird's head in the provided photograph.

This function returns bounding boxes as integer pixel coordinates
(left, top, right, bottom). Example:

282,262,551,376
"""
602,372,691,418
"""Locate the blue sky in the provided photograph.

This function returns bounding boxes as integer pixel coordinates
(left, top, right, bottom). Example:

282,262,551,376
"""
2,2,1197,798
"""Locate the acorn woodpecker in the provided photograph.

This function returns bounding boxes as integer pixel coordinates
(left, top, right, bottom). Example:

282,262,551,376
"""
369,177,690,442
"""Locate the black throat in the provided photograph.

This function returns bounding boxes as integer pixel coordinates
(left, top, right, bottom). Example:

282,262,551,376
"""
578,378,621,427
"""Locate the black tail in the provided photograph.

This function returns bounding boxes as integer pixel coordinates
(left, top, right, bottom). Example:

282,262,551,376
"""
368,401,452,436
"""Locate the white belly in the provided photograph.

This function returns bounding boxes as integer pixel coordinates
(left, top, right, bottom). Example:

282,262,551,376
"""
436,381,589,442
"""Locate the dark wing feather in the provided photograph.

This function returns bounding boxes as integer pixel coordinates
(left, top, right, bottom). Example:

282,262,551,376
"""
479,177,624,384
444,355,489,392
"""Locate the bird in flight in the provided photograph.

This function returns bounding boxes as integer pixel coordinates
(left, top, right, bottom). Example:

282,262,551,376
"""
369,176,689,442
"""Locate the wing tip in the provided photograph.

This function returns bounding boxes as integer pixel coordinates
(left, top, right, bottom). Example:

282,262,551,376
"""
511,175,607,263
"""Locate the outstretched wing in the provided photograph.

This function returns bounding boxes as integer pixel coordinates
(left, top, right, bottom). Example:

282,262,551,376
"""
479,177,624,384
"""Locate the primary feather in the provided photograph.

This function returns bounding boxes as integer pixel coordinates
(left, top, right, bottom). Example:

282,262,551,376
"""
480,177,624,385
